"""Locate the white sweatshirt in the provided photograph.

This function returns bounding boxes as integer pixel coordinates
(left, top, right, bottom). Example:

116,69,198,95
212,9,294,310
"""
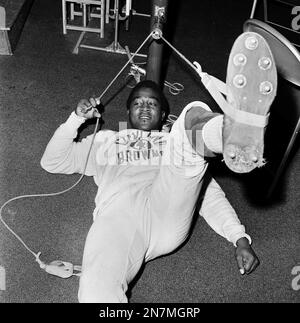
40,112,251,247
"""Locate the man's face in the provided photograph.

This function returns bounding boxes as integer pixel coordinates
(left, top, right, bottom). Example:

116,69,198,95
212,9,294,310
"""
128,87,165,131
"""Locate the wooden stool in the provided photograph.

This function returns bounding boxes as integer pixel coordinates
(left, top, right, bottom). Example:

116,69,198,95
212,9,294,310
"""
62,0,105,38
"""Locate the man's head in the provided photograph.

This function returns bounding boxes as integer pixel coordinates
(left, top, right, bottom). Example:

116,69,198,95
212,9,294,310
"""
126,80,169,131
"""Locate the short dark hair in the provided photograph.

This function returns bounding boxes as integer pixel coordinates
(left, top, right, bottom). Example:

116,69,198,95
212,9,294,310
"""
126,80,169,117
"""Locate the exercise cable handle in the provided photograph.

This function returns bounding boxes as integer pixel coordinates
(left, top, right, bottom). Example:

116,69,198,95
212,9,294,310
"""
0,32,154,279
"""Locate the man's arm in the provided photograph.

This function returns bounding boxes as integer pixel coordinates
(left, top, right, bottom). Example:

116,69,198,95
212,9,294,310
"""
199,176,259,275
40,98,101,176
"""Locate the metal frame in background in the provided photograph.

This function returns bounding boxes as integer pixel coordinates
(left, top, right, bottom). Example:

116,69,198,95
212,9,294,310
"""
72,0,148,57
244,18,300,198
146,0,168,85
250,0,300,48
62,0,105,38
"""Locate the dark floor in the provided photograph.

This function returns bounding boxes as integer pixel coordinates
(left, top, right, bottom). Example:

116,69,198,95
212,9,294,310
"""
0,0,299,303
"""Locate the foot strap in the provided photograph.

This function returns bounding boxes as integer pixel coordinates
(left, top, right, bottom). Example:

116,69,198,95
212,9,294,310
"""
193,62,269,128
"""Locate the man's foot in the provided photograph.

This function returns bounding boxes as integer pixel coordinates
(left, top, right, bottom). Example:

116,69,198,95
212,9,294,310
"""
223,32,277,173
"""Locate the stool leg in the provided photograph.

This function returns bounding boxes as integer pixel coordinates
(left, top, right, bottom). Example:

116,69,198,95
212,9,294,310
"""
70,3,75,20
62,0,67,34
106,0,110,23
83,3,87,27
101,0,105,38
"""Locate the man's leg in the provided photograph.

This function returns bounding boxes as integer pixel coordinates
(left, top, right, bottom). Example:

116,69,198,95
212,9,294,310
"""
146,101,222,260
78,202,147,303
145,31,277,260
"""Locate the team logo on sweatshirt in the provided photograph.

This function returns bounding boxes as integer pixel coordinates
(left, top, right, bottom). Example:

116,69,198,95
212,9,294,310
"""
129,138,153,150
115,130,166,165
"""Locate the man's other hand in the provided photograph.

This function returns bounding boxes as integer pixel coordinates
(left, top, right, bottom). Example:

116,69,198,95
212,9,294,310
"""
235,237,260,275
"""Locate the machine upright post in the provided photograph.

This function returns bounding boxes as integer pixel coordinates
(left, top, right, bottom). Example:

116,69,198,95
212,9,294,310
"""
146,0,168,87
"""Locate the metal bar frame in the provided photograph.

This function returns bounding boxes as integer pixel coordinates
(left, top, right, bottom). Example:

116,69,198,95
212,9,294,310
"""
62,0,105,38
